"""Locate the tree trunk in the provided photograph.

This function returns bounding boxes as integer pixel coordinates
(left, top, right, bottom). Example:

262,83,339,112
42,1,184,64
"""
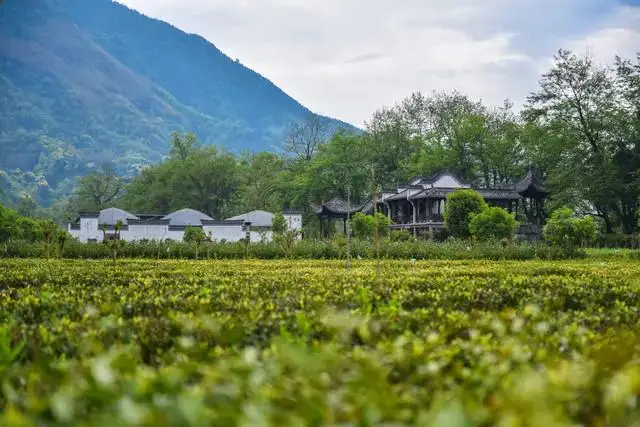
621,212,638,235
602,215,614,234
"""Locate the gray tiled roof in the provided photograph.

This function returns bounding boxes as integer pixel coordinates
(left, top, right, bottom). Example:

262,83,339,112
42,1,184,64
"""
386,190,411,201
98,208,138,226
162,209,213,226
311,198,370,215
227,210,274,227
409,188,522,200
478,189,523,200
515,169,550,197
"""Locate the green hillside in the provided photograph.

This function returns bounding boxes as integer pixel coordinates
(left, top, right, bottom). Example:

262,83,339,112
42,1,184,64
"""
0,0,355,205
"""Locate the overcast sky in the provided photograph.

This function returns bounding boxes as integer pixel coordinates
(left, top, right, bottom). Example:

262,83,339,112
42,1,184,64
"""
118,0,640,127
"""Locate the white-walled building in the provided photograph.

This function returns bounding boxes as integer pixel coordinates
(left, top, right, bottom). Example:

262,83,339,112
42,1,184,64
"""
226,210,303,242
68,207,303,243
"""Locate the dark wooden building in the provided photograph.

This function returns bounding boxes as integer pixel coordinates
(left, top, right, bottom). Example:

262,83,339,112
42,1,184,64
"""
312,170,550,239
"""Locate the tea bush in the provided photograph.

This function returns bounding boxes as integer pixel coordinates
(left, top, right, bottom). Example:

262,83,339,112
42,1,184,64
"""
1,258,640,425
0,239,580,260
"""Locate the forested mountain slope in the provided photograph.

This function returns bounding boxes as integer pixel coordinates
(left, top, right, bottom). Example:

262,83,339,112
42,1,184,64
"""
0,0,355,205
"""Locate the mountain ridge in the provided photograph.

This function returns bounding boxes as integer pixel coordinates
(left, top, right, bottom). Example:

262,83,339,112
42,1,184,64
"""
0,0,357,205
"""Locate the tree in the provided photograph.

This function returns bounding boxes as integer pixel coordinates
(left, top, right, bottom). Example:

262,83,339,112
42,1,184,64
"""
272,213,288,235
0,204,20,243
524,50,640,234
40,219,59,258
444,189,488,239
307,132,371,204
15,216,41,242
102,220,124,267
365,91,525,190
0,204,50,243
543,208,598,254
469,207,519,242
56,230,69,258
73,166,124,212
239,152,286,212
364,101,421,187
184,226,207,259
283,114,330,161
184,226,206,243
177,146,242,218
351,212,391,240
121,134,242,219
274,229,300,259
17,195,36,217
169,131,198,161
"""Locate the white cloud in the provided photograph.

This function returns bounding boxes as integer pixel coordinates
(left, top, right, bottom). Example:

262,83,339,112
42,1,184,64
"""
118,0,639,127
567,6,640,65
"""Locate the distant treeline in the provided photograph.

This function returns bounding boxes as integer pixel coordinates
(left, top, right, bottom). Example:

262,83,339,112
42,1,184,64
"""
14,50,640,235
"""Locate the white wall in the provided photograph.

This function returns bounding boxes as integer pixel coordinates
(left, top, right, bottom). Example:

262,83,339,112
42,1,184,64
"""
69,217,101,242
121,224,170,242
70,213,297,244
250,230,273,243
204,224,246,243
164,229,186,242
283,213,303,231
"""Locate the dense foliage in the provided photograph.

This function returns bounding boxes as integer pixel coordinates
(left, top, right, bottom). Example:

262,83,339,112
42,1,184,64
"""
351,212,392,240
0,239,575,261
1,258,640,425
0,204,63,244
544,208,599,253
525,51,640,234
469,207,519,242
444,189,488,239
272,213,288,235
183,226,207,244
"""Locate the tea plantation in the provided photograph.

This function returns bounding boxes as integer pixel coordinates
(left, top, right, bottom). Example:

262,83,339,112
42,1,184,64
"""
1,258,640,425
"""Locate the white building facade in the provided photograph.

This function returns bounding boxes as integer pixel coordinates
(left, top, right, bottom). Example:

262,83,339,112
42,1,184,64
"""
68,207,303,243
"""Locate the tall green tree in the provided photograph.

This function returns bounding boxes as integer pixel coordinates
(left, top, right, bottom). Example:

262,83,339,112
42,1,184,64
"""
122,133,242,219
524,50,640,233
239,152,286,212
307,131,371,203
72,166,124,212
364,101,421,187
365,91,525,189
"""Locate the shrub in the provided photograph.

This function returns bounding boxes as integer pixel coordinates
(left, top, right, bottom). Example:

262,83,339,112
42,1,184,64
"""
444,189,488,239
184,226,208,259
544,208,599,254
272,213,288,235
469,207,519,242
595,234,640,249
274,229,300,259
183,226,207,243
351,212,391,240
390,229,414,242
0,239,583,261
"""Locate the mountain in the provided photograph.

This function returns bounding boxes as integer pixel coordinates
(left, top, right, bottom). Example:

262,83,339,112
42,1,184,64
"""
0,0,356,205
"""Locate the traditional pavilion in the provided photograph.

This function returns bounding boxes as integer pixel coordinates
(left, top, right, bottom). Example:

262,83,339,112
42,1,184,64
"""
311,198,373,236
311,169,550,239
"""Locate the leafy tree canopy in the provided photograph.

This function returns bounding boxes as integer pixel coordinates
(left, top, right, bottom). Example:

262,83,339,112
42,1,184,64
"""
444,189,488,239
